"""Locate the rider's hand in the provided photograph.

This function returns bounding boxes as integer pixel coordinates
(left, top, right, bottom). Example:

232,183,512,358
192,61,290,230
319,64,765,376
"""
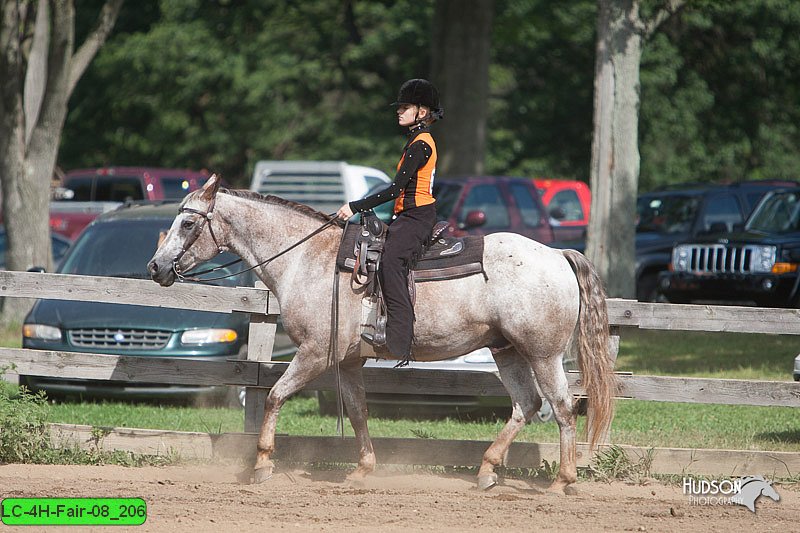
337,204,354,221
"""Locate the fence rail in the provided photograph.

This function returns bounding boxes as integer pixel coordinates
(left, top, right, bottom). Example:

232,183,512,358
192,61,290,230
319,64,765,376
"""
2,271,799,474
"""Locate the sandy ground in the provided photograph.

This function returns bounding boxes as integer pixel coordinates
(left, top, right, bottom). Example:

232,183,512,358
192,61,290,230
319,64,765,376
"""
0,463,797,532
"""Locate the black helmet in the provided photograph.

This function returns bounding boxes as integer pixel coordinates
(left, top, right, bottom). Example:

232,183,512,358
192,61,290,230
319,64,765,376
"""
392,78,444,120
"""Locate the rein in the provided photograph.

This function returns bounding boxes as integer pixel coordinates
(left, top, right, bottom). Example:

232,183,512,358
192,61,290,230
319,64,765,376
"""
172,203,340,283
170,191,350,436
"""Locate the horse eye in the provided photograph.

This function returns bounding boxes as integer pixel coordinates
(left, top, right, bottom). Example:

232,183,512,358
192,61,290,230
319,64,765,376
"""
182,219,195,230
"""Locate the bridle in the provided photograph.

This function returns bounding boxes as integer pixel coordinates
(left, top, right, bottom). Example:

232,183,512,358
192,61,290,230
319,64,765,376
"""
170,193,340,283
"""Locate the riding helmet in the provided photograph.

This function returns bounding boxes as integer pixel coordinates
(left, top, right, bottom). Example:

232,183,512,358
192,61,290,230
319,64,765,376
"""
392,79,444,120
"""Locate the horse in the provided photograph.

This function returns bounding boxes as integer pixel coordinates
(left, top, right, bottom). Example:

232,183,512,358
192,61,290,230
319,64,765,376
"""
148,174,617,493
730,476,781,512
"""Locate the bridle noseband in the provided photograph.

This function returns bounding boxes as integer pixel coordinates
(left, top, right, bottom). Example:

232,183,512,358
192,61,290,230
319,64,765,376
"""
169,192,341,283
172,194,224,281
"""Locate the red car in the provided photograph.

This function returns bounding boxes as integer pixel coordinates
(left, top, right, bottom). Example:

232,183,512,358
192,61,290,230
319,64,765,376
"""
60,167,211,202
432,176,555,244
533,178,591,242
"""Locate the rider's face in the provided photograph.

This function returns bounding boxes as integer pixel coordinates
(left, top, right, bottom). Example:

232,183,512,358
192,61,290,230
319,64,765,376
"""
397,104,429,128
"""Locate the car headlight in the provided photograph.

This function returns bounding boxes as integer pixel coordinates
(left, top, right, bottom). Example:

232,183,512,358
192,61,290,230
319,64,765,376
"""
180,328,238,345
751,245,777,273
22,324,62,341
672,245,691,272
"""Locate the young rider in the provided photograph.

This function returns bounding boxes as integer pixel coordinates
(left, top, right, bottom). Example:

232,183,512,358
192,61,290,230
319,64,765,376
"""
336,78,444,362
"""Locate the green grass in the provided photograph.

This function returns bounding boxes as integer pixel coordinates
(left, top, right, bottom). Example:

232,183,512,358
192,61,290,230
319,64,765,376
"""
615,328,797,380
3,323,800,453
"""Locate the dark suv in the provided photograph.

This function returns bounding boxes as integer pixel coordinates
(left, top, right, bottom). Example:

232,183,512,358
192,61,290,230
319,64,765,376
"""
660,187,800,306
19,202,295,405
634,181,798,301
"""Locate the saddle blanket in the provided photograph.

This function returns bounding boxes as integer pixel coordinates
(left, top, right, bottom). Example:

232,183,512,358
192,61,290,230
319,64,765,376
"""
335,222,486,282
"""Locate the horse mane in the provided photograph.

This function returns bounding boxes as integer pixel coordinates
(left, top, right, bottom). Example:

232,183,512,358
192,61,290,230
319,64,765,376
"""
219,188,345,227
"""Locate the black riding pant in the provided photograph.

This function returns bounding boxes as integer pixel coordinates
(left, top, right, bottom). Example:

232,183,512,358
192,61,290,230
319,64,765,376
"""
379,203,437,358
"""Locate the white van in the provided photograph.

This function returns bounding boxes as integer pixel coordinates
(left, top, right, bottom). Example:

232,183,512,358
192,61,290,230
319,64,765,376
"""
249,160,391,215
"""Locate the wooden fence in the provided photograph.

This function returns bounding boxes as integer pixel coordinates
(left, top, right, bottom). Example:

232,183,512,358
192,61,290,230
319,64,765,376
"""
2,270,799,476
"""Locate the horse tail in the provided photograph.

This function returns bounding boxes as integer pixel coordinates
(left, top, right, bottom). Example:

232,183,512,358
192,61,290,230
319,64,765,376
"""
561,249,617,450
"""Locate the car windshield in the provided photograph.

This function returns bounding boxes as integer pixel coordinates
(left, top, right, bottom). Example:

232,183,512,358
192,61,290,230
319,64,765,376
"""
746,190,800,233
432,182,464,221
58,219,249,287
636,194,700,234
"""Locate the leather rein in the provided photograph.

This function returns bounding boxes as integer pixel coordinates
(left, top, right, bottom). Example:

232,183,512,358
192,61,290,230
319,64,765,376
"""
171,196,339,283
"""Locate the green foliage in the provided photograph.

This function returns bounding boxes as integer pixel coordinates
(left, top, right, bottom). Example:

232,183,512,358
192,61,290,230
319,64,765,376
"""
589,444,655,483
0,376,51,463
59,0,800,191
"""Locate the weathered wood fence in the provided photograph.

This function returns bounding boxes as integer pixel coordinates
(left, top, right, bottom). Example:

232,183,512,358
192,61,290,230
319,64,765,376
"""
2,270,799,476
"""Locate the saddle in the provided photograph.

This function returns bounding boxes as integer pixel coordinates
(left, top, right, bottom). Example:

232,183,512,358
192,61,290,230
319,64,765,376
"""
335,211,486,354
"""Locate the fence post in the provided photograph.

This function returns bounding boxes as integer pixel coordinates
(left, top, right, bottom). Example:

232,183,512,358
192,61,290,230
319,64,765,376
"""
244,281,277,433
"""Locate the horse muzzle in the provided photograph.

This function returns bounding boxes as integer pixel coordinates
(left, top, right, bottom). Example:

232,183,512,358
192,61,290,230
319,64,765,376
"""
148,258,177,287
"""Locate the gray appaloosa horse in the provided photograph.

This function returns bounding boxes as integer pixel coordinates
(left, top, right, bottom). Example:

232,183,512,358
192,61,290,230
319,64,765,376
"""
148,175,616,494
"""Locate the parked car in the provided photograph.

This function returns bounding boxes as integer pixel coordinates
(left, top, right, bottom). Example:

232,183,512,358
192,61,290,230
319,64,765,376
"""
250,160,391,215
634,180,798,301
60,167,211,203
432,176,555,244
660,187,800,306
534,178,591,242
0,227,72,270
18,202,295,405
318,348,566,421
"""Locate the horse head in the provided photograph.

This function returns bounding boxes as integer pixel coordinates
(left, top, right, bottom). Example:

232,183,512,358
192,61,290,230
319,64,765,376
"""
148,174,225,286
731,476,781,512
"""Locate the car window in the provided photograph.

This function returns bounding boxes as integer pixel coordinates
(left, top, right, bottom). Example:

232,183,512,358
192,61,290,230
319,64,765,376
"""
636,194,700,234
160,177,194,200
508,182,542,227
94,177,144,202
747,191,800,233
58,220,249,286
64,176,94,201
549,189,584,222
701,194,742,232
432,182,463,222
458,184,509,229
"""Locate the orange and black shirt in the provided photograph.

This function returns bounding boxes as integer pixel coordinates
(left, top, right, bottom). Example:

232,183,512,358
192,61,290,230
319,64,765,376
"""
349,125,437,215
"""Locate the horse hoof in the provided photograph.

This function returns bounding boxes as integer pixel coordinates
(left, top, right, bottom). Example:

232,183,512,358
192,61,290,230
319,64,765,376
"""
477,473,498,491
345,476,366,488
253,467,273,484
564,485,578,496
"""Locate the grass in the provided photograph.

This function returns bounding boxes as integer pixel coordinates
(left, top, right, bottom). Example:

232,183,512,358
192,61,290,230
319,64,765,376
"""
2,322,800,455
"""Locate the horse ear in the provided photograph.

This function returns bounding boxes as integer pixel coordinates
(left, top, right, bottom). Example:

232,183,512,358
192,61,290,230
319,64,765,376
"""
200,174,221,200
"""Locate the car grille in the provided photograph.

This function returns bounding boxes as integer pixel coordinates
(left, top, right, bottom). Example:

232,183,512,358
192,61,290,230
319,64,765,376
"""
680,244,760,273
68,328,171,349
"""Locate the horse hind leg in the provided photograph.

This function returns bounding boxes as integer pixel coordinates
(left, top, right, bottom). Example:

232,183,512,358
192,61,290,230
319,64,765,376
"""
529,353,578,495
477,348,543,491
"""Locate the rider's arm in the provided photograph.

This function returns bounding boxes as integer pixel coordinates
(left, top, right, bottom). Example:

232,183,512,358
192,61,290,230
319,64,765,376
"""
348,140,432,213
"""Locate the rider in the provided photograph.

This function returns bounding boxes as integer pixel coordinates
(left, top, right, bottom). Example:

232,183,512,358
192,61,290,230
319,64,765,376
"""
337,78,443,362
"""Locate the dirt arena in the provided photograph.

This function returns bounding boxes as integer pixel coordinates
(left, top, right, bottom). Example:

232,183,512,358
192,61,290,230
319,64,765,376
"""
0,463,796,532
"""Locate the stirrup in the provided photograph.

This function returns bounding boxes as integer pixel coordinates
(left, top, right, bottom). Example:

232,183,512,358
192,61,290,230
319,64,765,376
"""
360,332,388,353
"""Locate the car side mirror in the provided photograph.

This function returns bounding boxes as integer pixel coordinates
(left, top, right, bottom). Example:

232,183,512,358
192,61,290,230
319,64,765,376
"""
463,210,487,229
27,266,46,273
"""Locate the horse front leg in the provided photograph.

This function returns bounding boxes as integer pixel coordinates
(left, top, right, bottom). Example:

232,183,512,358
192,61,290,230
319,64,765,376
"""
478,349,542,491
335,359,376,484
254,350,329,483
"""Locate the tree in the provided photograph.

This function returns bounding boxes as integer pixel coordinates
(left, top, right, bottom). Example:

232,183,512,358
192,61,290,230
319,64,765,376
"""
0,0,123,323
586,0,685,298
430,0,493,176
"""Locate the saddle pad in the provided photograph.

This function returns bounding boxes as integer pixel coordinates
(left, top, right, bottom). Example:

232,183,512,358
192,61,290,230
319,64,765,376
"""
335,223,485,282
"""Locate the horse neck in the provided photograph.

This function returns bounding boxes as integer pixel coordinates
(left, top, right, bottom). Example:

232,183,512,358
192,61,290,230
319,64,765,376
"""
215,194,341,297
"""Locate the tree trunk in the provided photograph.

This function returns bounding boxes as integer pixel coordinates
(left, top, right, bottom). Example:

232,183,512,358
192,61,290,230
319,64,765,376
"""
0,0,123,324
586,0,683,298
430,0,493,176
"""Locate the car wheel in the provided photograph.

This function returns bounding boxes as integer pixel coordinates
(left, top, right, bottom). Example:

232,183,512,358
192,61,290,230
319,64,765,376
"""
636,272,662,302
532,399,554,423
